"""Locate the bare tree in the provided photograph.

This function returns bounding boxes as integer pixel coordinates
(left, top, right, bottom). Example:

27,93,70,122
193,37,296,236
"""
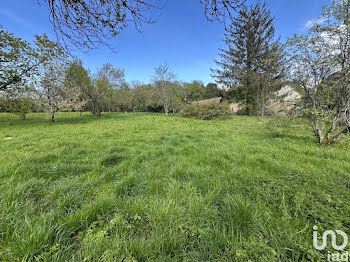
41,0,162,51
320,0,350,143
288,0,350,147
97,63,125,89
201,0,247,25
40,0,246,51
152,63,175,116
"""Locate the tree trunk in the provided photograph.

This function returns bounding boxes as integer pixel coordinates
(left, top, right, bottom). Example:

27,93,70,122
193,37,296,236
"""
312,118,323,145
261,103,265,117
51,111,55,122
320,128,349,147
261,91,265,117
164,104,169,116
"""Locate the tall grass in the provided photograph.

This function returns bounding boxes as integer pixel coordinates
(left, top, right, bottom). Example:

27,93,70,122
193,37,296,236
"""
0,112,349,261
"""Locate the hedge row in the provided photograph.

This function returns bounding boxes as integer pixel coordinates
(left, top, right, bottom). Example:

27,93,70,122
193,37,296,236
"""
180,102,231,120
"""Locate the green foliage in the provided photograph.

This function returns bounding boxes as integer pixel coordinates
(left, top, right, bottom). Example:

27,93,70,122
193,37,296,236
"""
0,85,37,119
0,25,38,92
184,81,205,102
212,2,286,116
0,113,349,261
0,97,33,120
180,102,231,120
82,63,126,117
204,83,222,99
64,60,92,112
35,34,66,62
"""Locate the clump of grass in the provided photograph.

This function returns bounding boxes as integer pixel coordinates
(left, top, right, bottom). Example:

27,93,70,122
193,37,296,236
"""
220,194,258,238
100,154,124,167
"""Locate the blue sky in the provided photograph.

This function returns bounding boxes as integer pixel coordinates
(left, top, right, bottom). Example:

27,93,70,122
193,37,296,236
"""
0,0,327,85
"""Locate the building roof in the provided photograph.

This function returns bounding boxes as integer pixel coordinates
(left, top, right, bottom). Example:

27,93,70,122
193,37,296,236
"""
192,97,223,105
275,85,301,102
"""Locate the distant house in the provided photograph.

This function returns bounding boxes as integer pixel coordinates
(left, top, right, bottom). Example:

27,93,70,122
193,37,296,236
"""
192,97,240,115
269,85,302,116
192,97,223,105
229,103,241,114
276,85,301,102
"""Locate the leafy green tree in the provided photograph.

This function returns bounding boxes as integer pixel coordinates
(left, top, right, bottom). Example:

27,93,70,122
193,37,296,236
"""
130,83,153,112
64,60,91,115
0,25,39,91
115,84,133,112
90,78,110,117
184,81,205,103
0,89,34,120
204,83,222,99
255,40,286,117
169,81,186,113
212,2,285,116
85,64,125,117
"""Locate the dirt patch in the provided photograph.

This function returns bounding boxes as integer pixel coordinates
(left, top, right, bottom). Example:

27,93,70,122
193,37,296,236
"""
3,137,13,140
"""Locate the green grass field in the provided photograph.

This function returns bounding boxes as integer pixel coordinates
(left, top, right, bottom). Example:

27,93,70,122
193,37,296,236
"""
1,112,350,261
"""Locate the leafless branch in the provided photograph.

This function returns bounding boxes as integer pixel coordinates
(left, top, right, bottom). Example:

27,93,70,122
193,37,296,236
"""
200,0,247,25
40,0,246,52
41,0,163,52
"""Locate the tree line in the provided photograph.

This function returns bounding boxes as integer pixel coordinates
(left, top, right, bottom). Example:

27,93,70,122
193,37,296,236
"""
1,0,350,147
0,32,231,121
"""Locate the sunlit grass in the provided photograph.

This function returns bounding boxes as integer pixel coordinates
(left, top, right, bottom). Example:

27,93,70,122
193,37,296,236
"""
0,112,349,261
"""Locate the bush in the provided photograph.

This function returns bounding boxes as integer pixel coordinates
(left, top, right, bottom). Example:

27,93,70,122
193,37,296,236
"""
180,102,231,120
0,97,34,120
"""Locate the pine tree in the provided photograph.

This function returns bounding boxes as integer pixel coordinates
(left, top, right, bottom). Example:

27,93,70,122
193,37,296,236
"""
212,2,285,116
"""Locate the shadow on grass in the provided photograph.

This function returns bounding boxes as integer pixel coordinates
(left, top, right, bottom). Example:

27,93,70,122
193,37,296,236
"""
0,112,167,129
100,153,124,167
0,113,95,128
265,131,316,145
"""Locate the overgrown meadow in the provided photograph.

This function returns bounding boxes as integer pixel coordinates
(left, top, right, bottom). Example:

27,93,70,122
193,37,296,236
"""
1,113,350,261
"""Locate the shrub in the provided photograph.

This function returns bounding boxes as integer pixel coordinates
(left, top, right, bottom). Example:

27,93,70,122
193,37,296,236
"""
180,102,231,120
0,97,34,120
